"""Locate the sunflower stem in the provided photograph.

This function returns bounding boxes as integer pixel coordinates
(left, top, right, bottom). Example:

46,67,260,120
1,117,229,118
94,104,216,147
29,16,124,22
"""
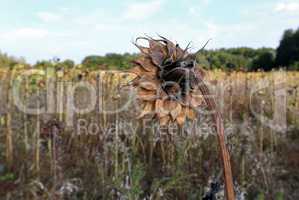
198,81,235,200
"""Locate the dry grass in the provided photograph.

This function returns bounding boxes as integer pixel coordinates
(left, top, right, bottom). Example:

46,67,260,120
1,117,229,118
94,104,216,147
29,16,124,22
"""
0,68,298,199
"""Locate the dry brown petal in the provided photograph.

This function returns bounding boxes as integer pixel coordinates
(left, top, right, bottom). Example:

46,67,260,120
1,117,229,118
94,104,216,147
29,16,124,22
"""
159,115,170,126
139,79,159,91
170,50,177,61
149,39,167,55
144,66,158,78
190,97,201,108
174,105,196,124
175,45,185,59
185,107,196,120
155,99,168,117
133,57,156,72
190,93,204,108
170,103,182,120
129,65,157,79
163,100,177,111
161,100,180,121
150,51,164,66
130,76,141,87
137,101,155,119
157,88,168,99
137,88,157,101
134,42,150,55
182,95,191,105
176,110,186,126
149,40,167,66
129,65,146,76
162,38,176,60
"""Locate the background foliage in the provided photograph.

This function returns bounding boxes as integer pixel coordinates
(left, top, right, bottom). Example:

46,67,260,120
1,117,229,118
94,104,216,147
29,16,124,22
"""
1,27,299,71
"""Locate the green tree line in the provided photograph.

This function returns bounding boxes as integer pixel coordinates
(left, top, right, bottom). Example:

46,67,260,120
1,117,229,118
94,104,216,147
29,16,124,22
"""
1,27,299,71
0,51,27,69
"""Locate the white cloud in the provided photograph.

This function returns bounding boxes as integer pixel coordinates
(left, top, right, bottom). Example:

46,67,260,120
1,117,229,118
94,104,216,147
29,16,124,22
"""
2,0,297,64
123,0,163,21
200,0,211,5
189,7,197,15
59,7,71,13
37,11,62,22
274,1,299,13
0,28,49,40
188,0,211,16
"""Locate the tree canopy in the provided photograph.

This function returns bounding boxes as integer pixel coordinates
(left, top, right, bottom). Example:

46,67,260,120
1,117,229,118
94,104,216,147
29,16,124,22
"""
276,28,299,69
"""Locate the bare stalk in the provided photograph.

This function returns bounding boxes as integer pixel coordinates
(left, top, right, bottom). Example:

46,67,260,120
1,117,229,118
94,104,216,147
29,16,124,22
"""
6,72,13,169
35,89,41,176
198,80,235,200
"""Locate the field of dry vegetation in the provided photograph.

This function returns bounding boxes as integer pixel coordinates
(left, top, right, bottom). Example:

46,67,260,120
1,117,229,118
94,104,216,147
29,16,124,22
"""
0,68,299,199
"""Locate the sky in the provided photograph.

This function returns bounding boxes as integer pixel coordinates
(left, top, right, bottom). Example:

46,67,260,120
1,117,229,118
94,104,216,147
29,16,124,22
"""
0,0,298,64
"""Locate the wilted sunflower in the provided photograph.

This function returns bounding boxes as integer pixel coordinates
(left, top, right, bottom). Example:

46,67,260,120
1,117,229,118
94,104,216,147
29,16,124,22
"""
128,36,235,200
129,36,208,126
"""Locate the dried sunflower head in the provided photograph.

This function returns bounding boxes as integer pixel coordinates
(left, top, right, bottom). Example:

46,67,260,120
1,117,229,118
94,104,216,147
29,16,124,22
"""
130,36,206,126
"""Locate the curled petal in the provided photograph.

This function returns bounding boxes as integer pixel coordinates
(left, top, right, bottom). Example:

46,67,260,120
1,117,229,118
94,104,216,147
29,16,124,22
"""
150,51,164,66
145,39,165,66
177,42,191,60
132,57,156,72
134,44,150,55
149,39,168,56
134,37,151,55
139,79,159,91
128,65,146,76
137,101,155,119
137,88,158,101
128,65,157,79
158,35,177,60
176,45,185,60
